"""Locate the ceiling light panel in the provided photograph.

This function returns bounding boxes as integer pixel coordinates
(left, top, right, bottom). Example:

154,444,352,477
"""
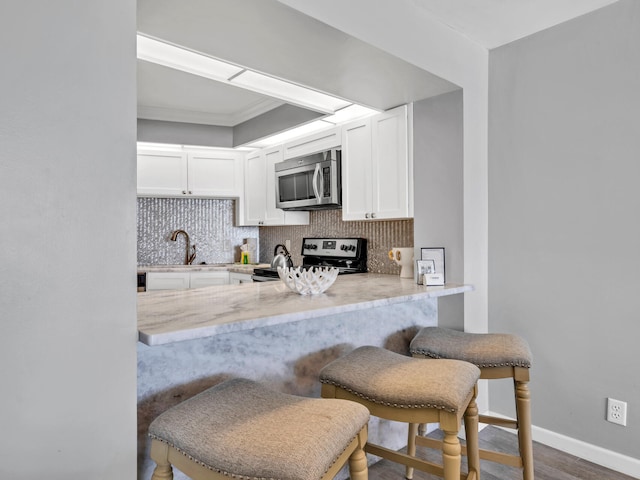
323,104,379,124
137,35,243,82
230,70,351,114
137,34,353,115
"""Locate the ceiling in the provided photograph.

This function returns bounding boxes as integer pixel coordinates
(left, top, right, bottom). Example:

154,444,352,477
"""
137,0,619,129
403,0,619,49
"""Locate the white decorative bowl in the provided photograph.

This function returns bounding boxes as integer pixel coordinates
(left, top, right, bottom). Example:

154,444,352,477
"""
277,266,339,295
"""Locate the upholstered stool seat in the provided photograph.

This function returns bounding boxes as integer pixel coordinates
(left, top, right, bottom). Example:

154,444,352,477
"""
410,327,534,479
148,378,370,480
319,346,481,480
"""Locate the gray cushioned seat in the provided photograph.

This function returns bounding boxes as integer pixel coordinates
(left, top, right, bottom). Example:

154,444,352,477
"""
149,378,370,480
319,346,480,414
410,327,532,368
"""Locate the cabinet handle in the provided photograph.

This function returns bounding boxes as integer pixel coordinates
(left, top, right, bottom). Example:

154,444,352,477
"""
188,190,192,195
371,212,376,219
182,190,187,195
365,213,370,219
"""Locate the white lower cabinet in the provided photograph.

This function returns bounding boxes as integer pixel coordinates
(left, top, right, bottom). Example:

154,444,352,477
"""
229,272,253,284
341,105,412,221
241,147,308,226
189,271,230,288
146,271,230,291
146,272,190,291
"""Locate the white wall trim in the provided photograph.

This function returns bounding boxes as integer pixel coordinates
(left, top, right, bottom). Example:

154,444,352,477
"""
532,424,640,479
486,411,640,478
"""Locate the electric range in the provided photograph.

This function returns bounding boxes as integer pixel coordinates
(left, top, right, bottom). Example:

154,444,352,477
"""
252,237,367,282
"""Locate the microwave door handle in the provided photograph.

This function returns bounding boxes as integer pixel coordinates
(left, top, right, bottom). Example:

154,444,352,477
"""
312,163,322,203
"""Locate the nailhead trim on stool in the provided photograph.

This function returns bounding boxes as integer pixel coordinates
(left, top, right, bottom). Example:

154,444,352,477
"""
410,326,535,480
319,346,481,480
148,378,370,480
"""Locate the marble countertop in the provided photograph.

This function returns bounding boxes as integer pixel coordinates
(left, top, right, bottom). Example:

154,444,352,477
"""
138,263,270,275
137,273,473,346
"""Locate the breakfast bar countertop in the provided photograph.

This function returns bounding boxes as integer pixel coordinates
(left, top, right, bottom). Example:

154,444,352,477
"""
137,273,473,346
138,263,270,275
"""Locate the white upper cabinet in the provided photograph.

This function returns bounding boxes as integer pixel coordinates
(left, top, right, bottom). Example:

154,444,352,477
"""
341,105,412,221
282,126,341,159
187,151,244,197
341,118,373,221
137,150,188,197
137,148,243,198
243,150,267,225
240,146,309,226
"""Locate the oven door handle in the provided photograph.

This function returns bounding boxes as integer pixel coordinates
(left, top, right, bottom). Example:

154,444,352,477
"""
312,163,322,203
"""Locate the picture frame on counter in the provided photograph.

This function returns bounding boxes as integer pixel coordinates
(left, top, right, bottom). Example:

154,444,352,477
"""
418,247,445,286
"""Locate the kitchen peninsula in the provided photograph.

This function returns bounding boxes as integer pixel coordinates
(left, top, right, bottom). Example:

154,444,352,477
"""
138,273,471,345
137,274,472,480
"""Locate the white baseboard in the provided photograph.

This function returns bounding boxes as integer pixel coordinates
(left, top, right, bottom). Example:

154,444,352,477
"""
485,411,640,479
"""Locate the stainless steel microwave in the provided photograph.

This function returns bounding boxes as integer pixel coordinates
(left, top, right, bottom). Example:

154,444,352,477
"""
275,149,341,210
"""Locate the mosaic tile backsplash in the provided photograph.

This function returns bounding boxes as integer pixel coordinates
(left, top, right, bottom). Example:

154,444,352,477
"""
137,198,413,273
137,198,258,265
260,210,413,275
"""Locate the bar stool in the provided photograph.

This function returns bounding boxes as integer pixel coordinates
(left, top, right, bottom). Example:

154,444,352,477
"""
319,346,481,480
148,378,370,480
410,327,534,480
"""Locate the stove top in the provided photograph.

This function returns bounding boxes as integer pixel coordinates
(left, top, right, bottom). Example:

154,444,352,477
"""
253,237,367,281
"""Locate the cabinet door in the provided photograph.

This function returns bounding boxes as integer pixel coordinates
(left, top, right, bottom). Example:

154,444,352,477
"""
263,147,286,225
146,272,190,290
190,272,230,288
137,151,188,197
341,118,373,221
243,152,266,225
371,105,410,219
188,151,244,197
229,272,253,284
283,126,341,159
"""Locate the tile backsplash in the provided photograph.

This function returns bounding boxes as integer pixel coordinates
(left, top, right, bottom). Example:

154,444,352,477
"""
260,210,413,275
137,199,413,274
137,198,258,265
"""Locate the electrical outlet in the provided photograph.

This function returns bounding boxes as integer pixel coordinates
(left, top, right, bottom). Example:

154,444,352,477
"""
607,398,627,426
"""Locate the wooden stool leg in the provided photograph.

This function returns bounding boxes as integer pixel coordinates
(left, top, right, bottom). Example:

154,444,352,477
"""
441,430,462,480
515,379,534,480
405,422,419,479
348,427,369,480
149,440,174,480
464,387,480,480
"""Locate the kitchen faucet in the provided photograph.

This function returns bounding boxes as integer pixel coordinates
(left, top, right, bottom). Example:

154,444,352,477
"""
170,229,196,265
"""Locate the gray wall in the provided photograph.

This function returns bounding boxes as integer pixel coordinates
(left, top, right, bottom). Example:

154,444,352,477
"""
233,104,324,147
138,119,233,148
413,91,464,330
0,2,137,478
138,105,324,148
488,0,640,457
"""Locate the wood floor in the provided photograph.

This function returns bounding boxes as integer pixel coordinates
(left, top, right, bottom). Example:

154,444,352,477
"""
366,426,636,480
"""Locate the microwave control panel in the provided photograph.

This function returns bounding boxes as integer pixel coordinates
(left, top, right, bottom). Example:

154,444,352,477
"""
301,238,362,258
